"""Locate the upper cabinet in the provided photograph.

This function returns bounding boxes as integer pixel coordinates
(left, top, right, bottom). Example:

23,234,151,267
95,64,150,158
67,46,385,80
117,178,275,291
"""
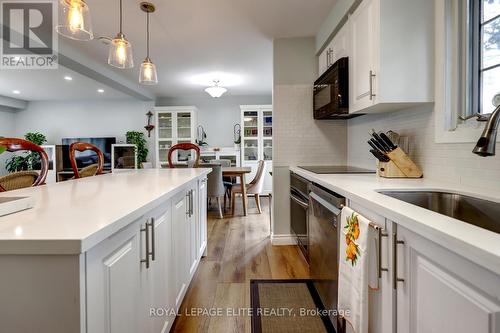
319,0,434,114
349,0,434,114
318,23,350,77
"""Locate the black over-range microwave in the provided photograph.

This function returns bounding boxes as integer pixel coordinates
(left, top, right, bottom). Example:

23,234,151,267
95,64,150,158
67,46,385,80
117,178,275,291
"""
313,57,362,119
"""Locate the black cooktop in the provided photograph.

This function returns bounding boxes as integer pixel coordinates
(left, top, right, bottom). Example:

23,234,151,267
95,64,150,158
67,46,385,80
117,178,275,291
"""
298,165,376,174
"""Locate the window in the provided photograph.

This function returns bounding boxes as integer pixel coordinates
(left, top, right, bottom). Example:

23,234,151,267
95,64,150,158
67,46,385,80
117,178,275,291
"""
479,0,500,114
435,0,500,142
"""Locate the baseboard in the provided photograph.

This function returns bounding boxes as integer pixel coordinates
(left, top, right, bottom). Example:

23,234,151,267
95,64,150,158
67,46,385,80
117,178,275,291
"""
270,234,297,246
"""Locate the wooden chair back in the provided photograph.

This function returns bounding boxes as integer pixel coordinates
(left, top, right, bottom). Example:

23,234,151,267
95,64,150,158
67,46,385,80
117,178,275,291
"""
69,142,104,179
168,143,201,168
0,138,48,192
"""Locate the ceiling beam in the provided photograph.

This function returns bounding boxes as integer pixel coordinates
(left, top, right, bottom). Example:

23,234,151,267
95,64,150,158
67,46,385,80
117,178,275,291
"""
0,95,28,110
2,24,155,101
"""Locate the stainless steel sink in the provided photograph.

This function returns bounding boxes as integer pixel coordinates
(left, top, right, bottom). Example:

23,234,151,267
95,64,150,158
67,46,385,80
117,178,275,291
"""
378,190,500,234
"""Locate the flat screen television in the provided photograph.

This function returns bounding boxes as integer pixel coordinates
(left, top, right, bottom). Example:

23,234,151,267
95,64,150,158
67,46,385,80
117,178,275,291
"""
61,137,116,171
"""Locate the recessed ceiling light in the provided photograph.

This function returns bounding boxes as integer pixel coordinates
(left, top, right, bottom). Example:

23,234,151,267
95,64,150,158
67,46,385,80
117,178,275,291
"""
97,89,104,93
12,90,20,94
64,76,73,81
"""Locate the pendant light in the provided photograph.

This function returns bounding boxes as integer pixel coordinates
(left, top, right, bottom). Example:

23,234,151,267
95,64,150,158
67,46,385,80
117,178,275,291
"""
139,2,158,85
108,0,134,69
205,80,227,98
56,0,93,41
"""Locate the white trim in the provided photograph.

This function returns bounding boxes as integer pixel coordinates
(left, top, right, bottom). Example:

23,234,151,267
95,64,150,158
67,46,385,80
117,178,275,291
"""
270,234,297,246
434,0,491,143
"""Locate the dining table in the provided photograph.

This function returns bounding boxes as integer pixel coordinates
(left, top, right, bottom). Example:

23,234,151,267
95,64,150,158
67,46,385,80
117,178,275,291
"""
221,166,252,216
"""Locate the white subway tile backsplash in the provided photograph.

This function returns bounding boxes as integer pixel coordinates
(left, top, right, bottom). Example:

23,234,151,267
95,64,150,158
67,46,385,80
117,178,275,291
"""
347,105,500,191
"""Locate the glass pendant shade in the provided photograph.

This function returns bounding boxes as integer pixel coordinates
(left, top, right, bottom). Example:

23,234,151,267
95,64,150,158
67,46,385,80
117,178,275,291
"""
108,34,134,69
56,0,93,41
139,58,158,85
205,81,227,98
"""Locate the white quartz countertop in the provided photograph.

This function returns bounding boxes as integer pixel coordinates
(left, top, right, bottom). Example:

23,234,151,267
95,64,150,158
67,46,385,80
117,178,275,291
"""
0,169,210,255
290,167,500,276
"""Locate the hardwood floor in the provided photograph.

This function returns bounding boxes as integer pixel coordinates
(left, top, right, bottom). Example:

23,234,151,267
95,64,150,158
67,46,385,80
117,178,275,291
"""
171,198,310,333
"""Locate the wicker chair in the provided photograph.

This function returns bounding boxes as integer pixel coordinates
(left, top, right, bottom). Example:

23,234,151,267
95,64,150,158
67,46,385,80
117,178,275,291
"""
69,142,104,179
0,138,48,192
0,171,40,192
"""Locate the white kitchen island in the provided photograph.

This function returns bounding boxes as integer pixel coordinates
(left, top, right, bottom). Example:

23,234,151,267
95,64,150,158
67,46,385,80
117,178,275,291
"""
0,168,210,333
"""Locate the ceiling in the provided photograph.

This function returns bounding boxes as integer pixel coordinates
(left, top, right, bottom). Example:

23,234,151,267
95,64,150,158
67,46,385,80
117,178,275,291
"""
0,66,132,101
58,0,337,98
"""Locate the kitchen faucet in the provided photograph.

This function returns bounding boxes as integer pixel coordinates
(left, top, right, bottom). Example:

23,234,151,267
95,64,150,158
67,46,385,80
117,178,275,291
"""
473,105,500,157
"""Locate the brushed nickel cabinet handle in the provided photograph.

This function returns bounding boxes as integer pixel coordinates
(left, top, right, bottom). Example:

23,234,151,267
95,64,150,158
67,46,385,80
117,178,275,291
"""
140,221,150,269
149,218,155,261
378,228,389,279
393,232,405,289
369,70,376,100
186,192,190,216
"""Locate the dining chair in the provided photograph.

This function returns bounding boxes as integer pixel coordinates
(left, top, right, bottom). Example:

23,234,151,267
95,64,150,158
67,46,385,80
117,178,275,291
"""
168,143,201,168
69,142,104,179
206,164,225,219
0,138,49,192
231,160,266,214
211,159,234,209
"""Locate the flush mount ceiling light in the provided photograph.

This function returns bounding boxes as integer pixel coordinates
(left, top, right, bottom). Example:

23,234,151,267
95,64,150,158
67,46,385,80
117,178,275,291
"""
205,80,227,98
56,0,94,41
108,0,134,69
139,2,158,85
64,75,73,81
12,90,20,95
97,89,105,93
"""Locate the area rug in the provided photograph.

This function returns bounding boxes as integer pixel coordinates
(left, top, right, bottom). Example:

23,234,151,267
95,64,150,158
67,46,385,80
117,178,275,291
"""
250,279,336,333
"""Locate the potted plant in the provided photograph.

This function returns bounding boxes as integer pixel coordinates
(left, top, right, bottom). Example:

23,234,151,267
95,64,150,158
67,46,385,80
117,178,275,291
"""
6,132,47,173
126,131,148,168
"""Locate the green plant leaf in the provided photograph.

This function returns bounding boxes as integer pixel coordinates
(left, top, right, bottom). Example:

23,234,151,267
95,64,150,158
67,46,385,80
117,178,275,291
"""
126,131,148,168
0,146,6,154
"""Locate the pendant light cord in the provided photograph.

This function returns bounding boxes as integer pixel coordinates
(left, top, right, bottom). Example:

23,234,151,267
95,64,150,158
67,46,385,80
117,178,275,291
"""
146,12,150,58
119,0,123,33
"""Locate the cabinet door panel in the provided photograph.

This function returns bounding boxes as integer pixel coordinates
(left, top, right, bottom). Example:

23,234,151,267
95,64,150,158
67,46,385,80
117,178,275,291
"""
172,192,188,309
150,207,174,333
350,0,377,112
188,185,199,278
86,221,142,333
396,225,500,333
198,178,208,257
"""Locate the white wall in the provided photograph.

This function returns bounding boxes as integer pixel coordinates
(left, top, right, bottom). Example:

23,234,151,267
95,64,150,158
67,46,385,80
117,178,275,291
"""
273,37,348,238
13,99,155,161
156,95,272,147
0,107,17,175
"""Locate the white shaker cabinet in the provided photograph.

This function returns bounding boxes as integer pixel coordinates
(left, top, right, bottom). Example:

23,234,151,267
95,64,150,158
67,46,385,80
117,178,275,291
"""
318,23,350,77
198,177,208,257
394,224,500,333
347,200,394,333
86,217,144,333
172,190,190,310
348,0,434,114
86,179,207,333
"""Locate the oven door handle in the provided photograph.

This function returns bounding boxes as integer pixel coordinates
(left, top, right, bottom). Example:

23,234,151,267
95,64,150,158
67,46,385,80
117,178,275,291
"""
290,194,309,209
310,192,342,216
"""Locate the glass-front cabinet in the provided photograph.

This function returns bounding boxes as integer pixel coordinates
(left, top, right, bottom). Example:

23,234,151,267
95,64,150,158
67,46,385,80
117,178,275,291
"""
154,106,197,167
240,105,273,194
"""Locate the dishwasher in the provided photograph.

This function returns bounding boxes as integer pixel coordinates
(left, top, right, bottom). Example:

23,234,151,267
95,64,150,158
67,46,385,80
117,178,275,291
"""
308,183,345,331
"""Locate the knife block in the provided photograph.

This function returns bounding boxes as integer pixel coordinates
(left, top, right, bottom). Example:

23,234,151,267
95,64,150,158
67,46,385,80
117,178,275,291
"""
377,147,423,178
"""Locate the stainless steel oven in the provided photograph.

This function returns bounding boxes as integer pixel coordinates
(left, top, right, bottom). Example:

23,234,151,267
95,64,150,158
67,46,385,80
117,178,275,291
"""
290,172,311,261
309,183,345,331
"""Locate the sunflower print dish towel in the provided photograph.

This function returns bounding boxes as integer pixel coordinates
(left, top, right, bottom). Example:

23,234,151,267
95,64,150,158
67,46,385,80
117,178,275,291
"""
338,206,375,333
